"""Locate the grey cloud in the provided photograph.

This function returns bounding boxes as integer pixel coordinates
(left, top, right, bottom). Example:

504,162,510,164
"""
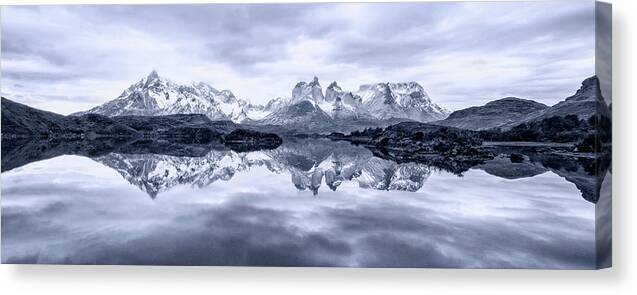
329,2,593,68
2,40,70,67
0,2,597,112
2,71,85,82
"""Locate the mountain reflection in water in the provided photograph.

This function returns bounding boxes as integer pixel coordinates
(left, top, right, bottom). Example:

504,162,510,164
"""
1,138,608,268
1,138,606,202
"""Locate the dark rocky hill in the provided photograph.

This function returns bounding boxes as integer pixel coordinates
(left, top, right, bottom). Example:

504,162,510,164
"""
500,76,606,129
432,76,606,132
1,97,137,138
433,97,548,130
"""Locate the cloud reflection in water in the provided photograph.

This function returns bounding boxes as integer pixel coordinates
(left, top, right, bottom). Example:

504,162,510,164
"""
1,148,595,268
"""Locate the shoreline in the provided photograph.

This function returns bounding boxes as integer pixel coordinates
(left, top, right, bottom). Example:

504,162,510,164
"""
482,141,576,147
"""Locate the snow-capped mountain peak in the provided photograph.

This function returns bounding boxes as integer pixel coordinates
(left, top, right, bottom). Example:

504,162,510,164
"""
145,69,160,83
356,81,450,122
75,70,256,122
291,76,325,103
325,81,343,102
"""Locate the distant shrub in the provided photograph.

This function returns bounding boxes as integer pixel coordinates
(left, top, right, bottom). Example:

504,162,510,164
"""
576,133,601,153
510,153,524,163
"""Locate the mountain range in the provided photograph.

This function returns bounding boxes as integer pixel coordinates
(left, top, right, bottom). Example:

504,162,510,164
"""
74,71,451,132
4,71,606,137
73,71,606,133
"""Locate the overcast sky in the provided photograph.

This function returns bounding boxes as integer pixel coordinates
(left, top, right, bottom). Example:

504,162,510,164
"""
1,1,595,115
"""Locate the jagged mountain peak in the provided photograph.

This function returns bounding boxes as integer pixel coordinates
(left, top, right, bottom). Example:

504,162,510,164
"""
140,70,166,89
220,89,235,98
294,76,321,88
580,75,599,89
327,81,341,90
292,76,325,103
436,76,603,131
325,81,345,103
147,69,160,80
566,75,599,102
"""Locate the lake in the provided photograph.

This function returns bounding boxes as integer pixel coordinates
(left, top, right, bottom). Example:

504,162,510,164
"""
1,138,602,268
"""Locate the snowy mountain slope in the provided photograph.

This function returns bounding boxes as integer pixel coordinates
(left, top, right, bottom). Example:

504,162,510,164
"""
324,81,365,119
74,70,264,122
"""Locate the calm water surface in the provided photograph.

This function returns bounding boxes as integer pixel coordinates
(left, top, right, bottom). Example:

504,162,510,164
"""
1,139,597,268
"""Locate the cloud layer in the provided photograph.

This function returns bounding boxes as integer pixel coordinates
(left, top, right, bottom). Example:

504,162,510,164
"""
1,2,595,114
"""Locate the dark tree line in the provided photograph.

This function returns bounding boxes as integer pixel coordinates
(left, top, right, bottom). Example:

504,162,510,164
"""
478,114,611,152
479,115,589,143
350,127,383,137
334,113,611,155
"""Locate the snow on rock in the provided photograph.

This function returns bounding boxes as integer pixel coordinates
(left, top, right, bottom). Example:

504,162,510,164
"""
357,82,450,122
76,72,450,127
74,70,269,123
